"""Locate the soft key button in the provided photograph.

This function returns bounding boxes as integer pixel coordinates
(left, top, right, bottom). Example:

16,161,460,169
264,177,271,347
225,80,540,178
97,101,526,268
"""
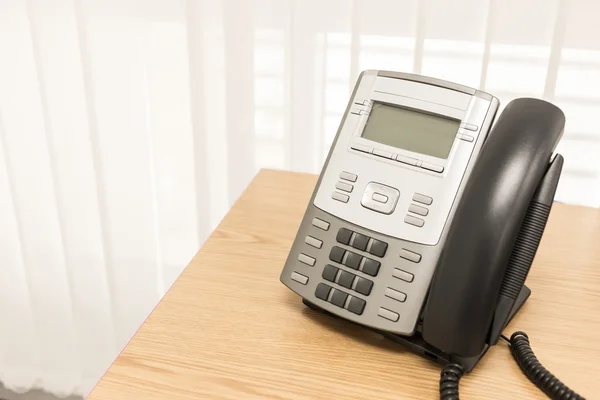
339,171,358,182
291,272,309,285
312,218,330,231
412,193,433,205
408,204,428,216
335,181,353,193
332,192,349,203
385,287,407,302
361,182,400,215
305,236,323,249
378,307,399,322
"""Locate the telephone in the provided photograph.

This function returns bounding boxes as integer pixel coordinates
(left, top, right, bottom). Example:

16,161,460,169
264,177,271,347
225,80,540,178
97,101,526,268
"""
280,71,584,399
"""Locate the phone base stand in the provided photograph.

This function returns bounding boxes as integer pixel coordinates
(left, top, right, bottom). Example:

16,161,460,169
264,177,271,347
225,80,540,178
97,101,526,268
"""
302,284,530,372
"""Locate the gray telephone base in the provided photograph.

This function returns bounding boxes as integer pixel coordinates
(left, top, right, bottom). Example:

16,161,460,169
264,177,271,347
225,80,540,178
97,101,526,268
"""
302,284,530,372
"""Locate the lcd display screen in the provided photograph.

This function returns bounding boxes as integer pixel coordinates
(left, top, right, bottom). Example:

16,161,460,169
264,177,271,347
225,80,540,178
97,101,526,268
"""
361,102,460,159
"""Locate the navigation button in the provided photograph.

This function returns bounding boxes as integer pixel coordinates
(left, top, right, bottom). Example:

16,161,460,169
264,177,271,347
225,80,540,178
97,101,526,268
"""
372,193,388,203
361,182,400,215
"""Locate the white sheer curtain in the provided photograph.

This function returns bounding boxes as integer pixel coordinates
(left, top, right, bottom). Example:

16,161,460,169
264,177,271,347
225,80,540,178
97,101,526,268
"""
0,0,599,397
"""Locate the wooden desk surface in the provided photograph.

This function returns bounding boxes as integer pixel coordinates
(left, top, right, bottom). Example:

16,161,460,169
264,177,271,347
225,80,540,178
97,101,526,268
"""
88,169,600,399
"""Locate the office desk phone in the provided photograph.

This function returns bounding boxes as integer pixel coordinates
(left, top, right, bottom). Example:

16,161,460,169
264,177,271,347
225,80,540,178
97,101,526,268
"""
280,71,584,399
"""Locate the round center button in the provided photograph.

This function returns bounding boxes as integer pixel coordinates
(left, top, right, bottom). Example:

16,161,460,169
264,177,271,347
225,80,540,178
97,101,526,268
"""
361,182,400,215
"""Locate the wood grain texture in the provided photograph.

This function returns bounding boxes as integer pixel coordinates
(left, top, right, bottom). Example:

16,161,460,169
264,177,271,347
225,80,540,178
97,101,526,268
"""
88,169,600,399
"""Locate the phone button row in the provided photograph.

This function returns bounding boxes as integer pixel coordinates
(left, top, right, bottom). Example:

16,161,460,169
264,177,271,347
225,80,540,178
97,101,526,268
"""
315,283,366,315
329,246,381,276
336,228,388,258
322,264,373,296
378,307,399,322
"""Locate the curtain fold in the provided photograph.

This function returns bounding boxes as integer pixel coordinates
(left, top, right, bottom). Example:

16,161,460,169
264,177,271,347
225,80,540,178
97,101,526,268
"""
0,0,599,396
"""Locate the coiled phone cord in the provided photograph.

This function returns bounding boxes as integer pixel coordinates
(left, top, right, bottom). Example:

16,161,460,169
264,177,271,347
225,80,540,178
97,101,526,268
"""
439,331,585,400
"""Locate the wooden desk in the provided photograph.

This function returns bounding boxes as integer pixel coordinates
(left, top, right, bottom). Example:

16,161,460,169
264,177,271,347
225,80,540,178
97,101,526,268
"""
88,170,600,399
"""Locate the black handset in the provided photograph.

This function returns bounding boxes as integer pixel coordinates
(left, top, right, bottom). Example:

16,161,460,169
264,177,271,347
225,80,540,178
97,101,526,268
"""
422,98,565,357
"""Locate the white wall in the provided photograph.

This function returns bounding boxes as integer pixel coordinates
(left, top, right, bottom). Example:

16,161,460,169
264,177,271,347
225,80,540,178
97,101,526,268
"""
0,0,599,397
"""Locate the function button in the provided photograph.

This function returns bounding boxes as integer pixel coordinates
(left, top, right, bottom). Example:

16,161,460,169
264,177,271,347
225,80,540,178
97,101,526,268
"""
338,270,355,289
393,268,414,283
305,236,323,249
372,193,388,203
351,143,373,154
400,249,421,263
336,228,353,245
312,217,330,231
368,239,388,258
315,283,331,300
461,123,478,132
339,171,357,182
404,215,425,227
335,181,354,193
421,162,444,173
408,204,429,216
458,133,474,142
395,154,418,166
362,258,381,276
322,264,339,282
347,296,366,315
329,246,345,264
412,193,433,205
298,253,316,266
330,289,348,308
373,148,394,159
351,233,369,251
344,251,362,270
378,307,399,322
355,277,373,296
332,192,350,203
385,287,407,302
291,272,309,285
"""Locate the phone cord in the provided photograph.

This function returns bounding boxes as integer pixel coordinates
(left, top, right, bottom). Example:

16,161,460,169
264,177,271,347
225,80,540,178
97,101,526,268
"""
439,331,585,400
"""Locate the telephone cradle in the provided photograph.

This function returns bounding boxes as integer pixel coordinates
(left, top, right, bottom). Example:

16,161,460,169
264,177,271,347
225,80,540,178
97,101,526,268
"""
280,71,585,399
302,283,530,372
